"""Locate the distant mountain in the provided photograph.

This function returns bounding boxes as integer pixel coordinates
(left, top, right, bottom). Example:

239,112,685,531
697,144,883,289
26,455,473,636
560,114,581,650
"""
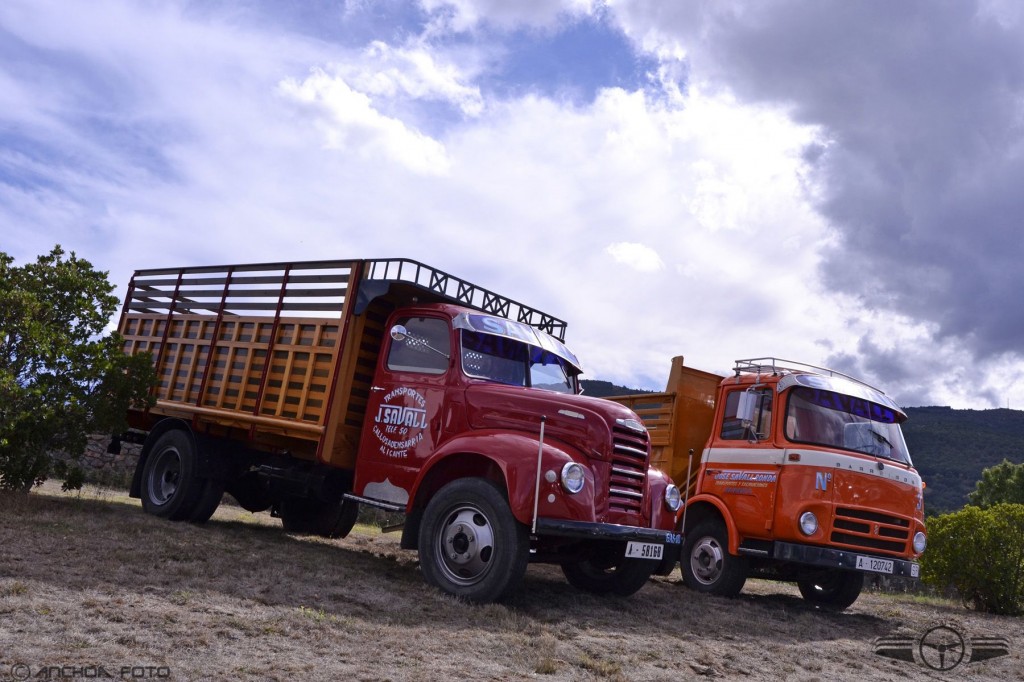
902,406,1024,513
581,380,1024,514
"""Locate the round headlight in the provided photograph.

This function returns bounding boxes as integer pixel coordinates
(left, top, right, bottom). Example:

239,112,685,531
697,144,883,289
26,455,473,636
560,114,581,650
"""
913,531,927,554
799,511,818,535
664,484,682,512
560,462,585,494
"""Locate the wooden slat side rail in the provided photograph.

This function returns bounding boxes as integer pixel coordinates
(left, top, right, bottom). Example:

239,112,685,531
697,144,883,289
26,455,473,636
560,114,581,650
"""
121,312,340,434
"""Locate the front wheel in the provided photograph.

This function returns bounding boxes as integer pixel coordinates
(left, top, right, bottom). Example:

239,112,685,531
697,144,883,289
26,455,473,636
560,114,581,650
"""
681,520,747,596
561,554,655,597
418,478,529,603
797,570,864,610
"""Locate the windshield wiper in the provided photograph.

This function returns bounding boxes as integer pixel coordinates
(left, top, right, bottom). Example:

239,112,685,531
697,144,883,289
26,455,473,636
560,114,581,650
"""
868,429,893,451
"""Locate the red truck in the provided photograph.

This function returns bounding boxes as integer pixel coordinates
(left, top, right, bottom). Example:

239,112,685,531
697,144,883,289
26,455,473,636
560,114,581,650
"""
606,356,926,610
116,258,681,602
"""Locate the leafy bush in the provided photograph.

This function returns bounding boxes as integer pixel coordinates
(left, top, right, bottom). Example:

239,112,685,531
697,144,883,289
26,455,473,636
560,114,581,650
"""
0,246,155,491
921,503,1024,615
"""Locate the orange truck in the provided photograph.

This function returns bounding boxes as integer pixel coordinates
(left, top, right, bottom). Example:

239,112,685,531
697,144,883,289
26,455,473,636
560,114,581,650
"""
605,356,926,610
114,258,681,603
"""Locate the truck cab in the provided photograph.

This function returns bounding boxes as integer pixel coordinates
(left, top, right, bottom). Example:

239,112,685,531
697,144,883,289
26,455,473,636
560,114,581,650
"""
608,356,926,610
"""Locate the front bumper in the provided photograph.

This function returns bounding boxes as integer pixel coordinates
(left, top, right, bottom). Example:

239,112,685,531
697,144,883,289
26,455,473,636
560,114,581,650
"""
534,519,683,573
534,518,682,546
773,541,920,578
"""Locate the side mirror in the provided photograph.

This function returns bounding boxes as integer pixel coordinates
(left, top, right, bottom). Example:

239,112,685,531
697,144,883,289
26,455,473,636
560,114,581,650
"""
390,324,408,342
736,390,758,424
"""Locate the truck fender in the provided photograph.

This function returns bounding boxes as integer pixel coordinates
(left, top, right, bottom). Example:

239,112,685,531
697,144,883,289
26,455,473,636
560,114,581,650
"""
407,429,594,528
129,418,196,499
645,467,680,533
682,494,742,556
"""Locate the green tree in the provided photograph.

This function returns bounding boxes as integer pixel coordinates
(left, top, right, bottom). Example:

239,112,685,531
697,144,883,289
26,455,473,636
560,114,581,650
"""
0,246,155,491
968,458,1024,508
921,503,1024,615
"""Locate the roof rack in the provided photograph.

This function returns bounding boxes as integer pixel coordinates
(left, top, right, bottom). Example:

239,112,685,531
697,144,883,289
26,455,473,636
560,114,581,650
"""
732,357,886,394
362,259,567,340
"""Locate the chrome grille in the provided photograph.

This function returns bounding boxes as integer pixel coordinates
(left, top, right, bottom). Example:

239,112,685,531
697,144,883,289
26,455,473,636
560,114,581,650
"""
830,507,910,555
609,425,649,513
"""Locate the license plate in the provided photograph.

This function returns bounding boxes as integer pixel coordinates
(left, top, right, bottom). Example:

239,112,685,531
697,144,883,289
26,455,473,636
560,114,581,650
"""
911,563,920,578
625,541,663,561
855,555,894,574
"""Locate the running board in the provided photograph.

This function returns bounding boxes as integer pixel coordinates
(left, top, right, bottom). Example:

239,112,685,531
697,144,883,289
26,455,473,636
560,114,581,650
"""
343,493,405,512
738,547,771,557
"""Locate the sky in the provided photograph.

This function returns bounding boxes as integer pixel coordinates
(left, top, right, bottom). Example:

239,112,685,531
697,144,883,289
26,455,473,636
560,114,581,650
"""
3,0,1024,410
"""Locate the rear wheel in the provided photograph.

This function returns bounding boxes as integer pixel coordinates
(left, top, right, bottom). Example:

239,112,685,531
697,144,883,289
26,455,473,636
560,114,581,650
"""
188,479,225,523
797,570,864,610
561,554,655,597
140,430,206,521
681,519,747,596
279,497,360,538
418,478,529,603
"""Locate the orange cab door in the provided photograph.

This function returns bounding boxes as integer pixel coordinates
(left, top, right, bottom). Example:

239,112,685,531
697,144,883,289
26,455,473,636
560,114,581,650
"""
706,387,782,540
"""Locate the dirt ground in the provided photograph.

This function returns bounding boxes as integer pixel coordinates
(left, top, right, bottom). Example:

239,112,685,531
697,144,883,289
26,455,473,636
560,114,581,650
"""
0,483,1021,681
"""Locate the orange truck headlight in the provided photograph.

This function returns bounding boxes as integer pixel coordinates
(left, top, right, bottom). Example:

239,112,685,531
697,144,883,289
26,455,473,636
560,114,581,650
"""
799,511,818,535
913,531,927,554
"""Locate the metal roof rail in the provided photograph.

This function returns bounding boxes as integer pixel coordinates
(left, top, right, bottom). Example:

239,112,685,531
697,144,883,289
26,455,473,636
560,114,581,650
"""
732,357,886,394
362,258,567,341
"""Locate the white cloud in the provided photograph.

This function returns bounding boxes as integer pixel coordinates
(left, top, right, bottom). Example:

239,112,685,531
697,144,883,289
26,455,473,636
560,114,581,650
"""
346,41,484,117
278,68,451,176
605,242,664,272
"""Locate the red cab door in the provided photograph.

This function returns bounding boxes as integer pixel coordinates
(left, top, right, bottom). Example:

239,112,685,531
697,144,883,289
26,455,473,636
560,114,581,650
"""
354,314,453,507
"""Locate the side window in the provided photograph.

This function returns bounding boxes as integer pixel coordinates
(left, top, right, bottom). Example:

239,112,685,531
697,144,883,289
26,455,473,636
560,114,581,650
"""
719,389,773,440
386,317,451,375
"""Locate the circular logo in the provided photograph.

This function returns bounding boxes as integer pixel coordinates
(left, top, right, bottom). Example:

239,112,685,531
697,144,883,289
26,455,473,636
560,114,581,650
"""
11,664,31,681
919,625,966,671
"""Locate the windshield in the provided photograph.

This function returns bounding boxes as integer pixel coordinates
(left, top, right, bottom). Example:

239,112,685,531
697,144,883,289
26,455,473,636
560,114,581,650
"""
784,386,912,465
460,330,579,393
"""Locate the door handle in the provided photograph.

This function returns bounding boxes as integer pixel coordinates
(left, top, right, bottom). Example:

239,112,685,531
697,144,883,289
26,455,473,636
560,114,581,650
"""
371,385,385,392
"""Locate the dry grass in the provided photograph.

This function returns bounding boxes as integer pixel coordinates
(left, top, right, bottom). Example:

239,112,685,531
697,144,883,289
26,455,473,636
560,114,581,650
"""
0,483,1022,681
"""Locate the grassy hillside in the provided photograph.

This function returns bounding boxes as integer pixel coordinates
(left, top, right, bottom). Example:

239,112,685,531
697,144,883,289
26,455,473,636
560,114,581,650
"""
581,380,1024,514
2,483,1019,680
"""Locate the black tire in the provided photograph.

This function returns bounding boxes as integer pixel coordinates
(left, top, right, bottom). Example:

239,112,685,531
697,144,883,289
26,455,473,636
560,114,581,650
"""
279,497,360,539
140,430,206,521
561,555,655,597
188,479,225,524
418,478,529,603
797,570,864,611
681,520,747,596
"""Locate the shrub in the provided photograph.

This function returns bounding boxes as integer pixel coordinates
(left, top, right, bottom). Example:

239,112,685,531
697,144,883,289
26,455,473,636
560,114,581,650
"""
921,503,1024,615
0,246,155,491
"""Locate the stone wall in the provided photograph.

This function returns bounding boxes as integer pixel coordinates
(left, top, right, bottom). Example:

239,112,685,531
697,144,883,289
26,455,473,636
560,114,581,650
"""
52,435,142,488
